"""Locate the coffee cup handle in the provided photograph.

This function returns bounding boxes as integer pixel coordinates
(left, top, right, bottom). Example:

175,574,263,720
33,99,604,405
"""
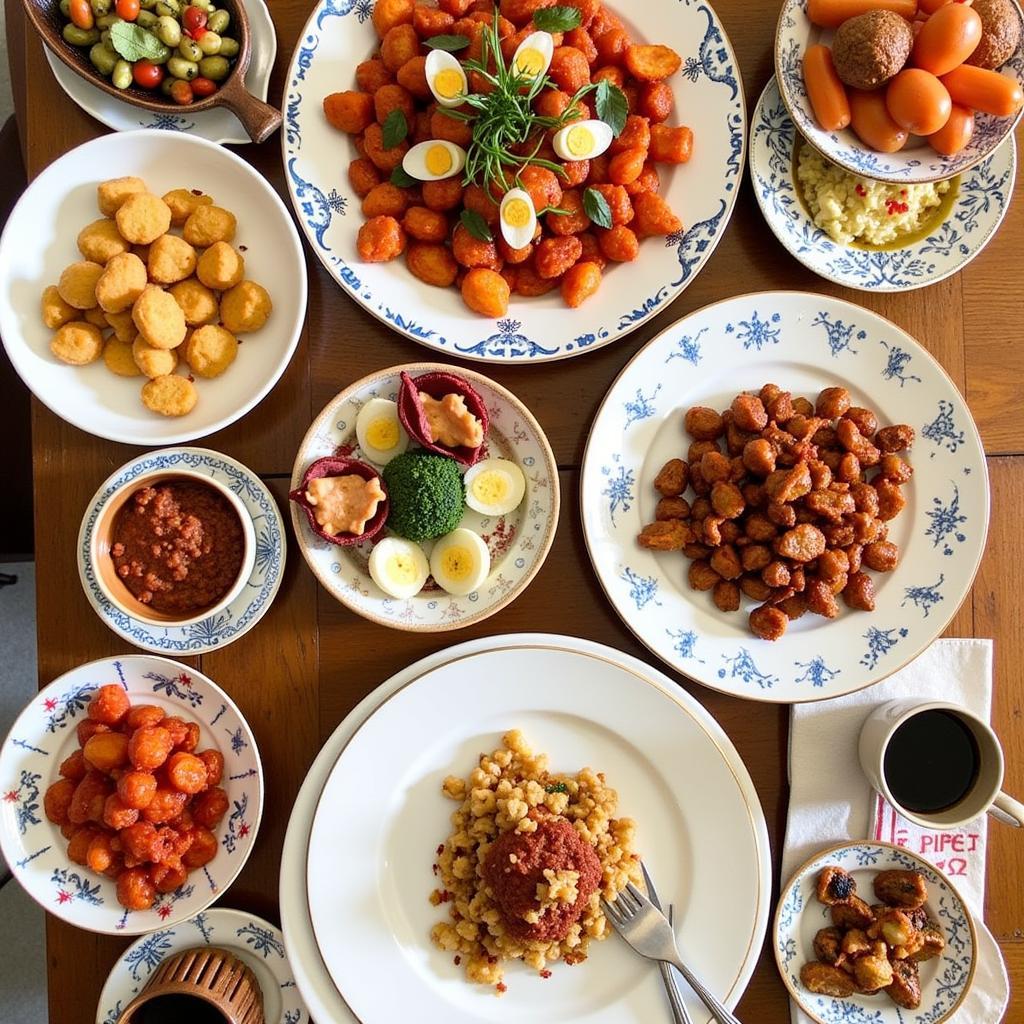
990,791,1024,827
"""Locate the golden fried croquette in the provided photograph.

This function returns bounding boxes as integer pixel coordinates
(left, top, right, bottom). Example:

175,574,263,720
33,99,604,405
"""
77,218,129,264
95,252,148,314
184,324,238,378
182,205,237,247
115,193,172,245
147,234,197,285
132,284,187,350
132,335,179,378
103,337,141,377
169,277,220,326
97,176,147,217
104,308,136,343
220,280,272,333
196,241,244,291
141,374,197,417
57,261,104,309
41,285,77,329
50,322,104,365
83,306,109,328
162,188,214,227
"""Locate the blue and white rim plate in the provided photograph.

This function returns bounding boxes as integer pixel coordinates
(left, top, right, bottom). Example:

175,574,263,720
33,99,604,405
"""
289,363,559,630
77,448,286,654
45,0,277,144
280,0,746,363
750,77,1017,292
775,842,977,1024
0,655,264,936
97,908,308,1024
580,290,989,704
775,0,1024,184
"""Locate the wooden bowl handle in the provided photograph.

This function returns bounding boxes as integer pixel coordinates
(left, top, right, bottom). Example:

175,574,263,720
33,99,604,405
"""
214,73,283,144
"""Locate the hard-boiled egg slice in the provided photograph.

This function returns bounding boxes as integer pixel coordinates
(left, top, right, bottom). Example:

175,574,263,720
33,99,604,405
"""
355,397,409,466
498,188,537,250
402,140,467,182
369,537,430,599
552,119,614,161
430,528,490,596
463,458,527,517
425,49,468,108
512,31,554,81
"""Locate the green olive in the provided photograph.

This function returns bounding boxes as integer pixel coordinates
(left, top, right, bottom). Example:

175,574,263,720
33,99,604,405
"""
59,0,72,15
217,36,238,58
154,0,179,15
190,0,214,10
160,76,175,96
197,54,229,80
89,0,112,16
112,59,133,90
177,38,202,61
134,9,158,26
154,14,181,45
206,8,229,33
167,55,199,80
95,12,122,27
100,28,111,45
139,0,157,8
89,42,118,75
149,41,172,63
63,24,100,45
197,30,221,55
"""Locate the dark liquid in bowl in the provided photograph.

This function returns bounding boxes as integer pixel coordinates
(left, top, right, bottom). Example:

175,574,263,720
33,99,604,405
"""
884,709,980,814
135,994,228,1024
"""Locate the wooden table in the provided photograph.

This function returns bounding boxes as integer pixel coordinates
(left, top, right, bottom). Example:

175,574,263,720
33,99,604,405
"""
7,1,1023,1019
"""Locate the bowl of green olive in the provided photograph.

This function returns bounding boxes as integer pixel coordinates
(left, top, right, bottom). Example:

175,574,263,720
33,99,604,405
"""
23,0,281,142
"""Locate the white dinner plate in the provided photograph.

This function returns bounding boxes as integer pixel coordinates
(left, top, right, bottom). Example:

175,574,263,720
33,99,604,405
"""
305,642,770,1024
280,0,745,362
0,130,307,445
580,291,989,703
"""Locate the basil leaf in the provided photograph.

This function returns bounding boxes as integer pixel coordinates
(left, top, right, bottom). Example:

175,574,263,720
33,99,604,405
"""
382,108,409,150
109,21,168,63
532,6,583,32
595,79,628,138
460,208,493,242
424,33,470,52
583,187,613,229
390,166,418,188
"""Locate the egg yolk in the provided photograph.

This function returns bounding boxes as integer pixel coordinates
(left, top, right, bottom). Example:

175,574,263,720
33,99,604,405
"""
502,198,532,228
433,68,463,100
515,47,546,77
438,546,475,581
565,125,594,158
366,417,399,451
386,552,421,585
425,145,453,176
471,471,510,505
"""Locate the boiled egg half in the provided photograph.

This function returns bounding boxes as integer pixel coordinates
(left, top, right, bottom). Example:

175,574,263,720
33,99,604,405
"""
355,398,409,466
425,49,467,108
464,459,527,517
498,188,537,249
552,120,614,161
369,537,430,599
402,140,466,182
430,528,491,596
512,31,554,81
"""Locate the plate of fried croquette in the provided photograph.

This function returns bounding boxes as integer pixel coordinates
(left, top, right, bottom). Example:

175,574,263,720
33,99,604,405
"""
0,129,307,445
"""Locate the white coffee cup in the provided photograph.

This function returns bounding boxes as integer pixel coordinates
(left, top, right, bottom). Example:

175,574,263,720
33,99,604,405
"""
859,699,1024,830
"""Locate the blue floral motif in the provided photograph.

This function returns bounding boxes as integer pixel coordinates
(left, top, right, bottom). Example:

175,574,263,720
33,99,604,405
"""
725,311,782,351
666,628,704,664
957,156,1011,232
226,726,248,755
601,460,634,527
682,4,740,100
880,339,922,387
853,847,881,866
125,929,175,982
925,485,967,555
618,287,670,328
145,670,203,707
793,656,840,688
569,327,609,351
455,319,557,360
102,1001,123,1024
193,911,213,943
667,199,729,288
52,867,103,906
665,327,707,366
623,385,662,428
382,308,444,344
236,922,286,959
717,648,778,689
8,770,42,835
11,739,47,755
45,683,96,733
316,0,356,29
922,401,966,457
142,114,196,132
221,793,250,853
286,157,335,250
353,0,373,21
812,312,865,358
860,626,908,670
284,1011,303,1024
621,567,661,610
902,575,946,619
254,524,277,577
327,189,347,215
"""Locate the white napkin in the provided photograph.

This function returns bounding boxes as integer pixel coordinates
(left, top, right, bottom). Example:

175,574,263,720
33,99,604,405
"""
782,639,1008,1023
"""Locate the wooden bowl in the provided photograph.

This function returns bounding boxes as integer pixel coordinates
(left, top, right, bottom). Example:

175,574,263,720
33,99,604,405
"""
22,0,282,142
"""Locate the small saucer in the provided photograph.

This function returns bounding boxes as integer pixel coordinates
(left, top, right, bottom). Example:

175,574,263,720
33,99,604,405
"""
78,447,285,654
96,909,308,1024
45,0,277,145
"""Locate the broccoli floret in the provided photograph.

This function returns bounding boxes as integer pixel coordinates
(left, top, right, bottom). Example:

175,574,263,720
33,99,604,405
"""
383,452,465,541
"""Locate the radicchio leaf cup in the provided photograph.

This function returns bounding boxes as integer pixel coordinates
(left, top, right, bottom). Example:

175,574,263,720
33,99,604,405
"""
397,370,489,467
288,456,389,547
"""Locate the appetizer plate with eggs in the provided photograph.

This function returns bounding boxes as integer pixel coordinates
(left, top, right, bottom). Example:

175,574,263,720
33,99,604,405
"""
288,363,558,630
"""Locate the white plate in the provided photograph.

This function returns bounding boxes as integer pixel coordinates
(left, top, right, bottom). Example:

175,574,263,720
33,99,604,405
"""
290,363,558,631
0,130,307,445
750,77,1017,291
775,0,1024,184
0,655,263,935
580,291,989,703
305,642,770,1024
775,842,976,1024
280,0,745,362
46,0,277,145
96,908,308,1024
78,447,286,654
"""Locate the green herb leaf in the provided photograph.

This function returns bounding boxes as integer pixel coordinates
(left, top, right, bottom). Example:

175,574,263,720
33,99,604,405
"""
533,6,583,32
390,165,418,188
382,108,409,150
109,21,167,63
583,187,613,229
595,79,629,138
460,208,493,242
424,33,470,52
544,781,569,794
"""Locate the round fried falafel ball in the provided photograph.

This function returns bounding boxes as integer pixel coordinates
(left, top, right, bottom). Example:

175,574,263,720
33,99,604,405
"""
832,11,914,91
967,0,1021,69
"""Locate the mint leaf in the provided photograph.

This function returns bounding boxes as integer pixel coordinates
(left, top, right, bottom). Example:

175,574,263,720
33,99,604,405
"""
595,79,628,138
109,21,167,63
460,209,493,242
533,6,582,32
390,166,418,188
382,108,409,150
583,187,612,229
424,34,470,52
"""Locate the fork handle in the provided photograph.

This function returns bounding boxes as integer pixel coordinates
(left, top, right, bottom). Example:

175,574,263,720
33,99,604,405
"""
659,961,694,1024
666,956,742,1024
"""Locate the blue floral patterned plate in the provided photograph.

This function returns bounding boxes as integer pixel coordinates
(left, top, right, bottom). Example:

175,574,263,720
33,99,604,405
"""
280,0,745,363
750,78,1016,292
775,842,977,1024
0,655,263,935
775,0,1024,184
580,291,989,703
97,908,307,1024
77,448,286,654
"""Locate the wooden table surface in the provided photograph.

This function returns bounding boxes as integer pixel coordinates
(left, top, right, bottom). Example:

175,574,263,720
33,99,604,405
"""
7,0,1023,1019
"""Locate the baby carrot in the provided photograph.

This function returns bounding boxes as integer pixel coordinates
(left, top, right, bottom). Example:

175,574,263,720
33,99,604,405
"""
928,103,974,155
807,0,919,29
941,65,1024,117
804,45,851,131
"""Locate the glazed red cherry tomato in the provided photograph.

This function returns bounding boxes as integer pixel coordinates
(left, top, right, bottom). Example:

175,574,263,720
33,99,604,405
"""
170,79,195,105
69,0,94,29
190,76,217,98
182,5,207,32
115,0,140,21
132,60,164,89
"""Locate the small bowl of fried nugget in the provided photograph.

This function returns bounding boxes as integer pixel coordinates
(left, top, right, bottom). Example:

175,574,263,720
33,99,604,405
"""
41,175,273,418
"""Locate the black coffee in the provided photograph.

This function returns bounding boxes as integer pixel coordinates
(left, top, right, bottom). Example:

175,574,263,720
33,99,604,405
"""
135,994,228,1024
883,709,980,814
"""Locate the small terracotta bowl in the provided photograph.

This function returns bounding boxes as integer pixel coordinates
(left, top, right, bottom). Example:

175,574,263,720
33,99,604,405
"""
90,467,255,630
117,946,264,1024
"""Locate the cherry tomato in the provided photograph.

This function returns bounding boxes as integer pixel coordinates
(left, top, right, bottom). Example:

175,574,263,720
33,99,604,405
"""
928,102,974,155
69,0,94,30
849,89,909,153
886,69,952,135
182,5,208,32
170,79,195,105
132,60,164,89
912,4,982,77
190,76,217,98
115,0,140,21
188,26,207,40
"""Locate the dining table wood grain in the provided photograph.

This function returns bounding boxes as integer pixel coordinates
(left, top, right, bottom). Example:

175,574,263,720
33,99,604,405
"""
7,0,1022,1019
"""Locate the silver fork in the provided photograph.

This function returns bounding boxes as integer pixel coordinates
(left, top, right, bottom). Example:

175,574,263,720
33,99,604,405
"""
639,862,693,1024
603,879,743,1024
